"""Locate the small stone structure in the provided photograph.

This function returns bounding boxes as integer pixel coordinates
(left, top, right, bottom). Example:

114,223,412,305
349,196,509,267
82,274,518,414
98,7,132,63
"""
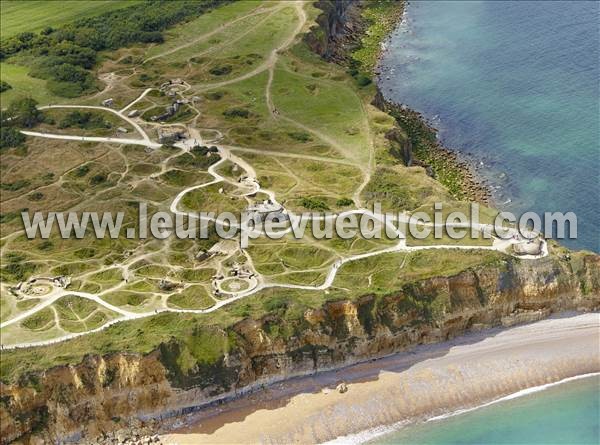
160,79,185,90
245,199,288,222
157,127,187,144
513,238,543,256
101,98,114,107
14,275,71,296
151,100,187,122
158,279,179,292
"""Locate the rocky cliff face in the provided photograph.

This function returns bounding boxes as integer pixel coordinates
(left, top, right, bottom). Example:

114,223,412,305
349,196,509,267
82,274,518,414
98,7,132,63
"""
304,0,361,62
2,254,599,444
2,3,599,443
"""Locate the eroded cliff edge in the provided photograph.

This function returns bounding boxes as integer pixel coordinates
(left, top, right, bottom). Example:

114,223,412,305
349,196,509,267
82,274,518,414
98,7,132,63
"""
2,253,599,443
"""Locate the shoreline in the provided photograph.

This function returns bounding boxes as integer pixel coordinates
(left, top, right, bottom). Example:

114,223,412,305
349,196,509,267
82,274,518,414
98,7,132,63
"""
324,372,600,445
161,312,600,444
159,5,596,443
372,2,493,205
372,16,498,207
373,92,494,205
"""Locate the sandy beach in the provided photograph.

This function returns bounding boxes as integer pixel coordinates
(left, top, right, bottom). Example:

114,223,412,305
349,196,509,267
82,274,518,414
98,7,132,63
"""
161,313,600,444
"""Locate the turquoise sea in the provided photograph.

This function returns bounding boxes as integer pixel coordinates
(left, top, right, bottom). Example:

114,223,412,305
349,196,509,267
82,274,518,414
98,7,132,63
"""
371,375,600,445
379,0,599,252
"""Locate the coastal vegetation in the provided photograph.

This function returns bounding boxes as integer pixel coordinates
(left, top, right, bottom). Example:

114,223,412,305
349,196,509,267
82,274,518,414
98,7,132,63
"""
1,2,595,441
350,0,404,73
0,0,516,372
0,0,231,98
0,97,44,148
0,0,141,38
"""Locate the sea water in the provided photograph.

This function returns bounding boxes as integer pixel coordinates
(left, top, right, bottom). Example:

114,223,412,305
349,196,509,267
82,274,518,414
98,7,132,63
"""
371,374,599,445
379,0,599,252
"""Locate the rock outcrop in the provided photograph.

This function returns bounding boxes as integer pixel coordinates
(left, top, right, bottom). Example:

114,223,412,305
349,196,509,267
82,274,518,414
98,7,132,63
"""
1,254,599,444
1,3,599,444
304,0,362,63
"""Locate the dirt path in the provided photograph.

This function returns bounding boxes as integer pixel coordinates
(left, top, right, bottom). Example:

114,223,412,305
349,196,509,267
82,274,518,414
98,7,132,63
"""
142,4,278,64
2,1,548,350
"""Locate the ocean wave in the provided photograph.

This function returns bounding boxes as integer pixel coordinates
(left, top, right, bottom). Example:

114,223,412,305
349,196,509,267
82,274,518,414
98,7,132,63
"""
321,372,600,445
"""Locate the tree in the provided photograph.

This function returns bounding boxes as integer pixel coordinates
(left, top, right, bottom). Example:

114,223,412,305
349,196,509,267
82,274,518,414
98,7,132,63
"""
6,97,43,128
0,127,26,149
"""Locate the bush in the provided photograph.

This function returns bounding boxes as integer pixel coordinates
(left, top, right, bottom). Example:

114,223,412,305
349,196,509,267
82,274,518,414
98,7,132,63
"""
336,197,354,207
222,108,250,119
73,165,90,177
205,91,224,100
4,97,43,128
0,127,26,149
1,253,37,281
31,61,97,97
47,80,88,98
27,192,44,201
356,75,372,87
58,111,111,129
89,173,107,186
48,42,96,68
38,240,53,251
263,295,288,312
0,80,11,92
287,131,312,142
1,0,232,97
300,197,330,211
209,65,232,76
1,179,30,191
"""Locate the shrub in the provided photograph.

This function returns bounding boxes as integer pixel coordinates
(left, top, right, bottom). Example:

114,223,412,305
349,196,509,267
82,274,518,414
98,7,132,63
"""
0,179,30,191
58,111,111,129
287,131,312,142
89,173,107,186
300,197,330,211
5,98,43,128
336,197,354,207
73,164,90,177
1,0,232,97
222,108,250,119
263,295,288,312
47,80,89,98
1,254,37,281
356,75,372,87
0,81,11,92
27,192,44,201
37,240,53,251
209,65,232,76
0,127,26,149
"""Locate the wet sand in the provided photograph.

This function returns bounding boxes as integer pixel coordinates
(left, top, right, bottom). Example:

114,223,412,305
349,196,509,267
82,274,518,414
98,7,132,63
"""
162,313,600,444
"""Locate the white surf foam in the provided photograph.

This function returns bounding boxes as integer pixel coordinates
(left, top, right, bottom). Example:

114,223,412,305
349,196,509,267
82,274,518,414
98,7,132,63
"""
321,372,600,445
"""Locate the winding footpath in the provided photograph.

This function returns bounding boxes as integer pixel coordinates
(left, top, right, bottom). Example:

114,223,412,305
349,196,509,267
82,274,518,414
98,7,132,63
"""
20,104,161,149
2,1,548,350
1,135,547,350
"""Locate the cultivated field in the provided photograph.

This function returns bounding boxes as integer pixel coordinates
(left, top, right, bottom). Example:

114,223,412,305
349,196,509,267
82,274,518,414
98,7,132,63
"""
0,0,140,38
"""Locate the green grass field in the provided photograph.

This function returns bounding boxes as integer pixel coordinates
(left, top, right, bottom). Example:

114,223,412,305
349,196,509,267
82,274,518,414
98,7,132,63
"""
0,0,140,38
0,62,66,105
0,0,534,388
